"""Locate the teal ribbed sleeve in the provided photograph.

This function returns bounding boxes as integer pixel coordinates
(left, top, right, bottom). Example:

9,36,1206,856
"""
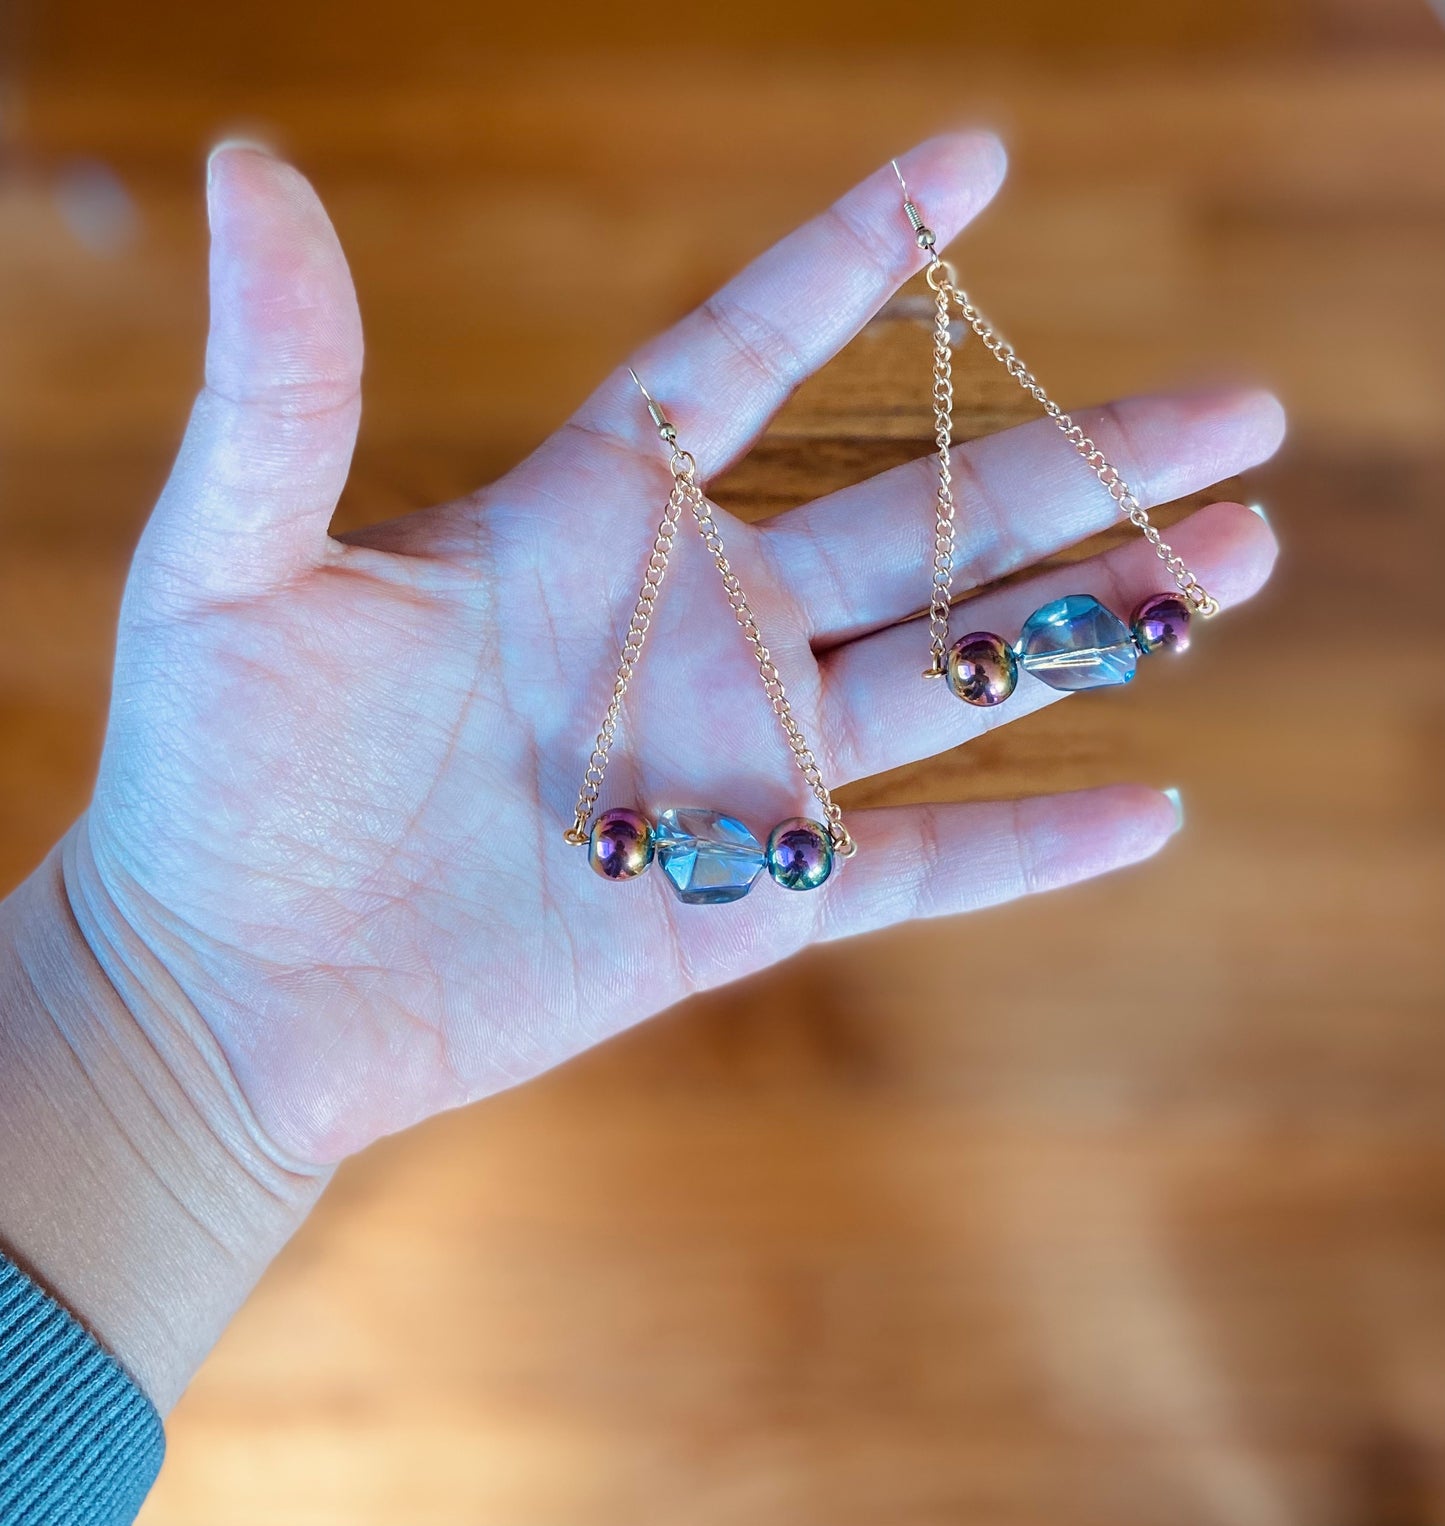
0,1253,164,1525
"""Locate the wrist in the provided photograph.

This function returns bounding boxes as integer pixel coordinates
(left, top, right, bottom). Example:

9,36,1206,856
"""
0,824,329,1412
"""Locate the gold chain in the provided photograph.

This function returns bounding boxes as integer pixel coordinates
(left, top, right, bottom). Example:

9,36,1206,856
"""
924,277,957,675
566,395,856,859
894,166,1220,680
563,474,684,846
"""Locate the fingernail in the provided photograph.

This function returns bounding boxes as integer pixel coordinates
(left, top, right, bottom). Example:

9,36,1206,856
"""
1247,502,1272,529
206,138,273,188
1162,787,1185,832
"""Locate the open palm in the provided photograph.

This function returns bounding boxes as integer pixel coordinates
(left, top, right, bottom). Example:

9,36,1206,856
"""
78,136,1281,1167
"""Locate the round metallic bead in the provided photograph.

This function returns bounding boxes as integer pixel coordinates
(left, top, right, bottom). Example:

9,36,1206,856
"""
765,818,834,892
1131,593,1193,656
588,808,655,881
945,632,1018,706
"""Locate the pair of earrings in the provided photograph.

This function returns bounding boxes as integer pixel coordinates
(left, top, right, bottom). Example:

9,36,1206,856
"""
565,171,1218,905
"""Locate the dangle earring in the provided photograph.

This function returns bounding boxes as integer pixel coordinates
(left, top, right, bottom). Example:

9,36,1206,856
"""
563,372,857,904
893,162,1217,707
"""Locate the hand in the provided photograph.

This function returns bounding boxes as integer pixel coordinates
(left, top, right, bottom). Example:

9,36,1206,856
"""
87,132,1281,1163
1,134,1281,1407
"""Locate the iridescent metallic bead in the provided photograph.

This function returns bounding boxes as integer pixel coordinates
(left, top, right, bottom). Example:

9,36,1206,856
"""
946,632,1018,706
655,807,765,905
1132,593,1193,656
765,818,834,892
1017,594,1138,691
588,808,654,881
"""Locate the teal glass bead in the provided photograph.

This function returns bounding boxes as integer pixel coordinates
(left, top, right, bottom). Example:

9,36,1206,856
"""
1017,594,1137,691
655,808,766,905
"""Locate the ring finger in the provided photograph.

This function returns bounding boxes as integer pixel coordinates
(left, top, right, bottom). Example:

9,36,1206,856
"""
820,499,1276,784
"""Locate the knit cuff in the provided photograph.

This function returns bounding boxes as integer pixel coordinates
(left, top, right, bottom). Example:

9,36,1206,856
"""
0,1253,164,1525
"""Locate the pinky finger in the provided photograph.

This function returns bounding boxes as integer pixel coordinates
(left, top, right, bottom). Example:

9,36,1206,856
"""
819,785,1181,942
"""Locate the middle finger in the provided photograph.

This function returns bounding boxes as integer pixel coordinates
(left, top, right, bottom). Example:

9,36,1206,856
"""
762,385,1284,649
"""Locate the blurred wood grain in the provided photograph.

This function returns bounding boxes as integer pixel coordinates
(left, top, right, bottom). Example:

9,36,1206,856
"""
1,1,1443,1522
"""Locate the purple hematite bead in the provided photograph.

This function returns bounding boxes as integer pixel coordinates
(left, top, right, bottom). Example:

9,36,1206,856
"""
765,818,834,892
946,632,1018,707
588,807,655,881
1132,593,1193,656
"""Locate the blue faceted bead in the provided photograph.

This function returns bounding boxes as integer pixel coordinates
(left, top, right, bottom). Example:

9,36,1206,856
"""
655,808,765,905
1017,595,1138,691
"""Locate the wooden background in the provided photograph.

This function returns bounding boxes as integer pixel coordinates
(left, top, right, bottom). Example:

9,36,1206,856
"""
2,1,1444,1521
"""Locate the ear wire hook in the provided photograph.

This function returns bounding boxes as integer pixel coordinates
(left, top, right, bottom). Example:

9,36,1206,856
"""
891,158,936,251
626,366,677,444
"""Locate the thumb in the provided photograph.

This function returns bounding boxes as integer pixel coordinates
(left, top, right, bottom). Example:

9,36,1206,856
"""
137,143,363,602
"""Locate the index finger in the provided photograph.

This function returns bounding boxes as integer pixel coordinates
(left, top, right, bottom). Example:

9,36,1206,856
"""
567,132,1007,474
